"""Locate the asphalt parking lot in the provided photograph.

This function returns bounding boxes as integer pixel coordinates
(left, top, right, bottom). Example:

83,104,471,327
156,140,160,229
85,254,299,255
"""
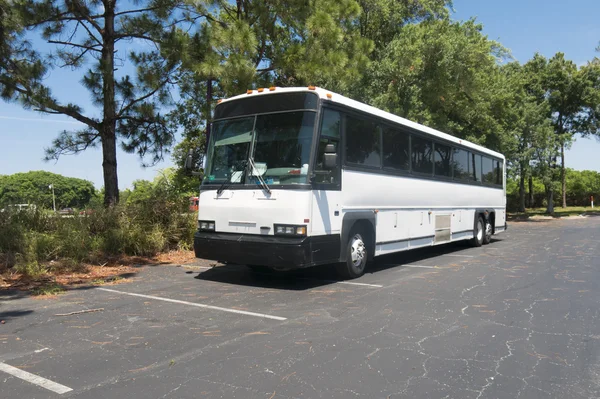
1,217,600,399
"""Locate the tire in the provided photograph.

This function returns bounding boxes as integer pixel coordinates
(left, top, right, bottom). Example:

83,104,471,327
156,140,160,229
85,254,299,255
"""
336,229,369,279
482,219,492,245
470,216,484,247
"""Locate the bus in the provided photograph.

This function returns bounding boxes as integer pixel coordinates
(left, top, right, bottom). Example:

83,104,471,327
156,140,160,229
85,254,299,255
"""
192,87,506,279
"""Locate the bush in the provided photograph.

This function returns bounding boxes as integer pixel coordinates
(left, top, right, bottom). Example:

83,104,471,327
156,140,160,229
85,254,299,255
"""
0,190,196,277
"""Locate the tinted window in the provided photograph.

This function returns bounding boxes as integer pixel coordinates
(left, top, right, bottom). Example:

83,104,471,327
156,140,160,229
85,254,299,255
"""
495,160,503,186
411,136,433,174
345,116,381,167
472,153,482,182
453,148,471,180
382,127,410,171
434,143,452,177
482,157,495,184
252,111,316,184
320,109,341,139
214,93,319,119
314,109,341,185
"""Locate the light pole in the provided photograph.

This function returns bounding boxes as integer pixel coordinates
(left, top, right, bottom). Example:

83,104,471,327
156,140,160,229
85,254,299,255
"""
49,184,56,212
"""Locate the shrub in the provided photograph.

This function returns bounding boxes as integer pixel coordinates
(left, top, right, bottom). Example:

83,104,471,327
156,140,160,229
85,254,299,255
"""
0,189,196,276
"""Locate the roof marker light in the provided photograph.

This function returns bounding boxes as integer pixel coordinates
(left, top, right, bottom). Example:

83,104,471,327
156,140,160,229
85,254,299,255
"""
269,87,276,91
308,85,316,90
217,99,223,104
246,90,253,95
257,88,264,93
326,93,332,99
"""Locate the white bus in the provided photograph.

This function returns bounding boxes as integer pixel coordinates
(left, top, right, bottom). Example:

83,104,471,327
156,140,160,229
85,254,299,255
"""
191,87,506,279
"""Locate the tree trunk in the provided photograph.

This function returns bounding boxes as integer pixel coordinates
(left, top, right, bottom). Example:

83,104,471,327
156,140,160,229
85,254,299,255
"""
206,78,212,148
518,163,526,212
546,186,554,214
101,0,118,206
561,142,566,208
528,174,533,208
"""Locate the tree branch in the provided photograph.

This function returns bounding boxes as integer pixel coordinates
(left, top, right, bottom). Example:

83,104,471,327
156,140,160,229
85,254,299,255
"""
48,40,102,52
37,104,100,128
117,78,171,117
114,6,161,17
76,21,103,46
1,73,100,129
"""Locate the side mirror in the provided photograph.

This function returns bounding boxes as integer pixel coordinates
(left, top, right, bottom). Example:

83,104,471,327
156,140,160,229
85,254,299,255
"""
184,149,203,177
323,143,337,169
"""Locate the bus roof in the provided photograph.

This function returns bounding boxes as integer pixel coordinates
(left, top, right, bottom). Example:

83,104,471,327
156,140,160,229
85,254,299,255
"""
218,87,505,160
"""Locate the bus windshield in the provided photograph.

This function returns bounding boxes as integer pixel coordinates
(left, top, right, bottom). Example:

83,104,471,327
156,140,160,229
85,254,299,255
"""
204,111,316,186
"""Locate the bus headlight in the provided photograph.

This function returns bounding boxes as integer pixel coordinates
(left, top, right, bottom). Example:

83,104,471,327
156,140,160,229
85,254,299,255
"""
199,220,216,231
274,224,307,236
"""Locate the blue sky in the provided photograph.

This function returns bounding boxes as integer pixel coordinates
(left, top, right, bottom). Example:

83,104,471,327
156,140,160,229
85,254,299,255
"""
1,0,599,189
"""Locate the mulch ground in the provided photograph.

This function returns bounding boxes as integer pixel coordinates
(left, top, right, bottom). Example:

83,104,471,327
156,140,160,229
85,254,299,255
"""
0,250,200,294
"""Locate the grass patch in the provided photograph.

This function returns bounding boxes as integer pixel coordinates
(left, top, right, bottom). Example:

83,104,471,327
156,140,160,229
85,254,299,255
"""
508,206,597,219
31,283,65,296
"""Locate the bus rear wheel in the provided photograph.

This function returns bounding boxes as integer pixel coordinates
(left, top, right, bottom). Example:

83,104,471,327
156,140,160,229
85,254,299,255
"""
336,229,368,279
483,220,493,245
470,216,484,247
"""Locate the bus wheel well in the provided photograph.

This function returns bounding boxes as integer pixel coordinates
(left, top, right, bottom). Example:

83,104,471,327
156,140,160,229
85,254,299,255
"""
489,212,496,233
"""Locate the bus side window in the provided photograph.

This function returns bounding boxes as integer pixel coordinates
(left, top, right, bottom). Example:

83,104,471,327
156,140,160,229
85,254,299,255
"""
315,109,341,185
472,153,482,182
495,160,503,186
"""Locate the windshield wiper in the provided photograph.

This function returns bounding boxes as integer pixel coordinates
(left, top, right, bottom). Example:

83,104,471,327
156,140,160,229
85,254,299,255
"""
248,157,271,195
217,161,247,195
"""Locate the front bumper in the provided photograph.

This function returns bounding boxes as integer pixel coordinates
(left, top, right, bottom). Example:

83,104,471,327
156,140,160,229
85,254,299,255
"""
194,231,339,270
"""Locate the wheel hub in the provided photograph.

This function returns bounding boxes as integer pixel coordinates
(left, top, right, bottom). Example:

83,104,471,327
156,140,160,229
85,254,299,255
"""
350,235,366,268
476,220,484,241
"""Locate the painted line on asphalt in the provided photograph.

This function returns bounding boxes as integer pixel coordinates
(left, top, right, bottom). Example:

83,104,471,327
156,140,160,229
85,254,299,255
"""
282,275,383,288
335,281,383,288
98,288,287,321
401,264,438,269
0,362,72,394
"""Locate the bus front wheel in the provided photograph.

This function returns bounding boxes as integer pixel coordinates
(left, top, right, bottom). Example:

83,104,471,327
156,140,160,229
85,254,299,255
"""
470,216,485,247
336,229,368,279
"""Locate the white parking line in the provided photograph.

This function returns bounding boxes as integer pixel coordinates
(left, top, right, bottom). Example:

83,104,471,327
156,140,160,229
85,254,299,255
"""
401,264,437,269
98,288,287,321
0,362,72,394
335,281,383,288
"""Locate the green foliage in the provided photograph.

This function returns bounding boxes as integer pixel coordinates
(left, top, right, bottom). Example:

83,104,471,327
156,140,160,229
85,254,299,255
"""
0,183,196,276
363,19,509,149
0,0,189,205
0,171,96,209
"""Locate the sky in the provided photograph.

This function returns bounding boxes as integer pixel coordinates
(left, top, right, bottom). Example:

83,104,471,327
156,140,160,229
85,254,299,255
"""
1,0,599,189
